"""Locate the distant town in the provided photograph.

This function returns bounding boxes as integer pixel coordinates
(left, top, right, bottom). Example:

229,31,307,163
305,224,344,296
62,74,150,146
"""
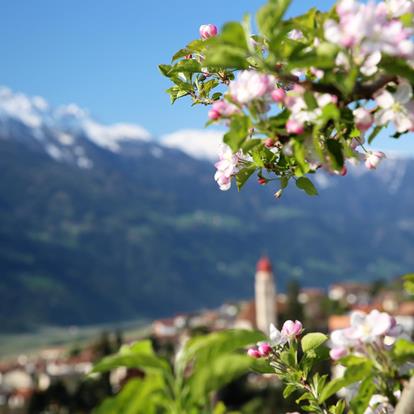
1,257,413,413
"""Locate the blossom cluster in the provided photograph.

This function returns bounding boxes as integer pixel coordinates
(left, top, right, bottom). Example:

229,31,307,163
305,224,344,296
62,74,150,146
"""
162,0,414,196
214,144,243,190
329,309,403,360
325,0,414,76
247,320,303,358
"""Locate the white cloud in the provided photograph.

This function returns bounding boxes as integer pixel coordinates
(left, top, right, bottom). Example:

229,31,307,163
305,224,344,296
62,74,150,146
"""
82,121,151,152
161,129,224,161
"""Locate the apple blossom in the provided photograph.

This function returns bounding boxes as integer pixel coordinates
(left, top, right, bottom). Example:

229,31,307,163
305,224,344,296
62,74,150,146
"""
247,347,261,358
208,99,239,120
365,151,386,170
229,71,276,104
353,107,373,132
257,342,272,357
214,144,241,191
199,24,218,39
329,347,348,361
281,320,303,339
269,323,288,346
271,88,286,103
286,119,305,134
375,81,414,132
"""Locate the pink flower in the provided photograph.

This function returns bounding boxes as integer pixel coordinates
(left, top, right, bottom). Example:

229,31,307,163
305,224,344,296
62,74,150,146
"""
229,71,276,104
281,320,303,339
199,24,218,40
365,151,386,170
353,107,373,132
271,88,286,103
208,99,239,120
247,347,261,358
286,119,304,134
214,144,241,191
257,342,272,357
329,347,348,360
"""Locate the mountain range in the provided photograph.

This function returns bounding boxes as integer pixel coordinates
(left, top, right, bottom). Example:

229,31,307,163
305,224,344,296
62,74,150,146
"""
1,86,413,332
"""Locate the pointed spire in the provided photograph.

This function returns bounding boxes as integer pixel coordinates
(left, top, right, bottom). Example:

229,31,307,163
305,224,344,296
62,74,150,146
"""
256,256,272,272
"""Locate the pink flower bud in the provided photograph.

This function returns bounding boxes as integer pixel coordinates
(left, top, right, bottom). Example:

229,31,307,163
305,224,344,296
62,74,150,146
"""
247,347,261,358
281,320,303,339
199,24,218,40
208,109,220,120
271,88,286,103
264,138,276,148
184,54,193,60
353,108,373,132
286,119,304,135
329,347,348,361
258,342,272,357
340,165,347,176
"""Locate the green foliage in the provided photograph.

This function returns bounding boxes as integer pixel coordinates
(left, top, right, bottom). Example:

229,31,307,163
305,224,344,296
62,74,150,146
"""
403,273,414,295
319,359,373,403
93,330,264,413
295,177,318,196
301,333,328,353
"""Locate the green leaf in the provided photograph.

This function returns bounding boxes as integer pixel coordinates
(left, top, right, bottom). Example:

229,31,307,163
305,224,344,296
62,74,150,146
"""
304,91,318,110
326,139,344,170
301,333,328,353
392,338,414,362
92,340,170,374
256,0,292,38
204,45,248,69
176,329,265,377
295,177,318,196
380,56,414,84
168,59,202,74
349,376,376,414
158,64,173,77
236,166,256,191
93,375,166,414
242,138,262,152
319,360,373,403
189,354,255,403
220,22,249,50
403,273,414,295
223,116,250,152
283,384,297,398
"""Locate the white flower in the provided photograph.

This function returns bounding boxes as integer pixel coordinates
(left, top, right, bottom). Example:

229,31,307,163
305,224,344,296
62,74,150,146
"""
229,71,276,104
214,144,241,191
365,151,386,170
375,80,414,132
349,310,394,343
269,323,288,346
364,394,395,414
385,0,414,17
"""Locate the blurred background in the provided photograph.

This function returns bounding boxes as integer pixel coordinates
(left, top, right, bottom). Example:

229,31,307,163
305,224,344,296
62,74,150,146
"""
0,0,414,412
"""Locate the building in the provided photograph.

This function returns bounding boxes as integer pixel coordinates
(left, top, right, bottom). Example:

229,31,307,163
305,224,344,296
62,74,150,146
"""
255,256,277,334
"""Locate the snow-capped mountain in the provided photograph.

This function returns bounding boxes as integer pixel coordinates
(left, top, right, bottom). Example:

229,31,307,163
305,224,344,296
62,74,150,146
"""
0,87,154,169
1,86,414,332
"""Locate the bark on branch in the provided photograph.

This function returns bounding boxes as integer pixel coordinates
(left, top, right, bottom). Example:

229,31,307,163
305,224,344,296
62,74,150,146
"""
395,376,414,414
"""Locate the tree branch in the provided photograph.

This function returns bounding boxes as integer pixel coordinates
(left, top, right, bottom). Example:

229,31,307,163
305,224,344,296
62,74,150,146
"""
395,377,414,414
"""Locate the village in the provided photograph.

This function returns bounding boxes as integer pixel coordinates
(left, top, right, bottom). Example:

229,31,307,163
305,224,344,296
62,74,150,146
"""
1,257,413,413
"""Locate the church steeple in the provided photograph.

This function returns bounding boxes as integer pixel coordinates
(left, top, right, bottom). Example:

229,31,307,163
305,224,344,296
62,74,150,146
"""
255,256,277,334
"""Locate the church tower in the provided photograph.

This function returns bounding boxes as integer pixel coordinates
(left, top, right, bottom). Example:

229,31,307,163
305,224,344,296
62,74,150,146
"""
255,256,277,334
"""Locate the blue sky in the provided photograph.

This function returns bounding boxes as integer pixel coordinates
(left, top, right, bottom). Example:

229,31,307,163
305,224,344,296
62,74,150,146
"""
0,0,412,153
